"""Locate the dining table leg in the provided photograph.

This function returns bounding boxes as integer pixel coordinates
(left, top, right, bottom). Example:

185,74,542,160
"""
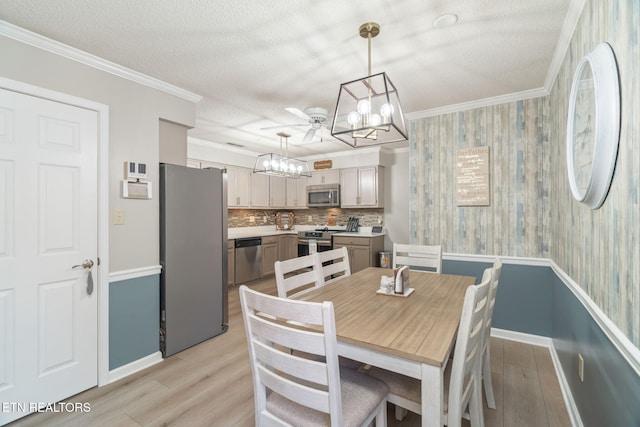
421,363,445,427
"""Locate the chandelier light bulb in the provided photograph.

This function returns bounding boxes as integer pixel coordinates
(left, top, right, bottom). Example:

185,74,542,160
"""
263,160,270,168
380,103,394,118
347,111,362,126
356,99,370,115
370,113,382,126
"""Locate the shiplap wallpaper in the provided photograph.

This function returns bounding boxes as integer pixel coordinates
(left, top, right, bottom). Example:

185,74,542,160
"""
410,0,639,346
548,0,640,346
409,97,549,258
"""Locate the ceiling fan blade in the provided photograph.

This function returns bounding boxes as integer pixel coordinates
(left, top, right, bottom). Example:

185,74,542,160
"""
285,107,311,121
260,123,308,130
303,128,316,142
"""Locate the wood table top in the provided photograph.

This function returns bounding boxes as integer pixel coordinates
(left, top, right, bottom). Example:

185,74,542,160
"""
299,267,475,366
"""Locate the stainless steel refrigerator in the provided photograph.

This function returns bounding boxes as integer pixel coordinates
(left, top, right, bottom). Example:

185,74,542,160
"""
159,163,228,357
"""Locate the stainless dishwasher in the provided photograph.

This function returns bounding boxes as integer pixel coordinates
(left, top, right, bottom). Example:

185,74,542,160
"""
235,237,262,283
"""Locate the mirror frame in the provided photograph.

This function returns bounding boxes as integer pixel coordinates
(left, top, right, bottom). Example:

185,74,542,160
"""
566,43,620,209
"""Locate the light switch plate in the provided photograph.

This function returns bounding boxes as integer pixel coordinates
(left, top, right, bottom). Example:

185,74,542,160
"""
113,208,125,225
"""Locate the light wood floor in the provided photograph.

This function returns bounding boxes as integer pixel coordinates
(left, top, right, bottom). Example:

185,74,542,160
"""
11,277,572,427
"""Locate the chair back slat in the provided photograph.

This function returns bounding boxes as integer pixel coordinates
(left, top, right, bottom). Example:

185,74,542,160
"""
317,247,351,285
447,267,492,424
274,254,324,299
392,243,442,273
240,286,344,425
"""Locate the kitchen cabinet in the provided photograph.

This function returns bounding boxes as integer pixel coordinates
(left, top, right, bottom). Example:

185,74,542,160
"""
227,166,251,208
278,234,298,261
261,235,279,277
251,174,287,208
286,176,308,208
250,173,270,208
227,239,235,286
332,235,384,274
308,169,340,186
270,176,286,207
340,166,384,208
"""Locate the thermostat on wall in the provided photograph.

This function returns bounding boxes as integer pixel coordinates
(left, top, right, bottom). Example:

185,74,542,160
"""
124,161,148,181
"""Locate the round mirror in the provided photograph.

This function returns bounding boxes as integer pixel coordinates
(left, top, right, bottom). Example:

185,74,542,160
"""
566,43,620,209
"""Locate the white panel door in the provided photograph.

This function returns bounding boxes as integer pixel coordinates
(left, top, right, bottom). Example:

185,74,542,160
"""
0,88,98,425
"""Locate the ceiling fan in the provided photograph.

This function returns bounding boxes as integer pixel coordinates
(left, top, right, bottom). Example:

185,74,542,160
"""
262,107,330,142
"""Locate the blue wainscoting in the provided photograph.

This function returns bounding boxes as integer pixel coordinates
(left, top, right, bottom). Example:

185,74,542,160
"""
443,258,640,427
552,274,640,427
109,275,160,370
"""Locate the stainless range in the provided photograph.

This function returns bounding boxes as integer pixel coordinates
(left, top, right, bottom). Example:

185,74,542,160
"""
297,228,340,257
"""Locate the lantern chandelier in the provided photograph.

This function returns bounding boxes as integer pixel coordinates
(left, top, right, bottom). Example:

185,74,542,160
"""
331,22,408,147
253,132,311,178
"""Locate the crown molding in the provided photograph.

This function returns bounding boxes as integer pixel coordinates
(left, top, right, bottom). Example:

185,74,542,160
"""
405,87,548,120
0,20,203,103
543,0,586,92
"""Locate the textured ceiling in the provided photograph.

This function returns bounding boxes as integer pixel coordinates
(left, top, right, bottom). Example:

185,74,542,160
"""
0,0,572,157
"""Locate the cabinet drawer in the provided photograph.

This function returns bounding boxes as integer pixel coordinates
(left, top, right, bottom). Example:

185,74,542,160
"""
333,236,371,247
262,235,279,245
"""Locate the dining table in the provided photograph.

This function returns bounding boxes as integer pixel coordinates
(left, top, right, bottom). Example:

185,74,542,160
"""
298,266,476,427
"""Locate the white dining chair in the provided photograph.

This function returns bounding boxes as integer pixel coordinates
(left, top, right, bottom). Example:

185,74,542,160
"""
274,253,324,299
239,285,389,427
392,243,442,273
481,258,503,409
317,247,351,285
364,267,493,427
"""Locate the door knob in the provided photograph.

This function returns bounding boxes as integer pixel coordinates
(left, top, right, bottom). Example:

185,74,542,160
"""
72,259,95,295
72,259,94,270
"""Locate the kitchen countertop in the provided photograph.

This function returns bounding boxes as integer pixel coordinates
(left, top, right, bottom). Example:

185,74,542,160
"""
228,225,385,240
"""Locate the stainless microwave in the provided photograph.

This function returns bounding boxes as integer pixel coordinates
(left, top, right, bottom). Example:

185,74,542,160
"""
306,184,340,207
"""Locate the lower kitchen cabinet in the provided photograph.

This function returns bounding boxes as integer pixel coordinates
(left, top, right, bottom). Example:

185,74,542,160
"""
261,235,279,277
278,234,298,261
228,239,235,286
332,235,384,274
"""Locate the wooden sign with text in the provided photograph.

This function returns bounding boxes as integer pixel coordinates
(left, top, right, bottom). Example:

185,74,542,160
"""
456,146,490,206
314,160,333,170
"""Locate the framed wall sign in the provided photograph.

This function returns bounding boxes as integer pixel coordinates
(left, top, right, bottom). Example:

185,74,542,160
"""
566,43,620,209
456,146,490,206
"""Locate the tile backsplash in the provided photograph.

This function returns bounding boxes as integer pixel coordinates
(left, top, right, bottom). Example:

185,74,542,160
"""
228,208,384,228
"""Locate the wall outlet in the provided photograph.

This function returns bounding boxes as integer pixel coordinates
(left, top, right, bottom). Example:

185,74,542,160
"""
578,353,584,382
308,215,313,222
263,215,268,223
249,215,255,223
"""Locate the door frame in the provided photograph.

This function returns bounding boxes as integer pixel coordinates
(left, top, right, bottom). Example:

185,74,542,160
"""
0,76,111,386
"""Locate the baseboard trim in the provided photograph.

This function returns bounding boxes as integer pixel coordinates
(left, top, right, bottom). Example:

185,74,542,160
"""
548,344,584,427
491,328,582,427
107,351,163,384
109,265,162,283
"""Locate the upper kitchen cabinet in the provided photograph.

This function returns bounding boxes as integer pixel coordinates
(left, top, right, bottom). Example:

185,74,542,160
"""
250,172,270,208
286,176,308,208
270,176,286,207
250,173,287,208
308,169,340,186
340,166,384,208
227,166,251,208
